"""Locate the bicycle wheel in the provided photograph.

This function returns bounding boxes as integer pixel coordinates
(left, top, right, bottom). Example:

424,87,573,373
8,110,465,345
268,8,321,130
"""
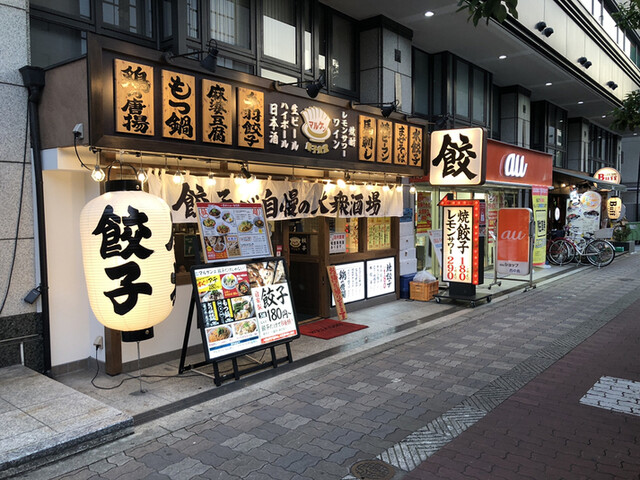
584,240,615,267
547,239,574,265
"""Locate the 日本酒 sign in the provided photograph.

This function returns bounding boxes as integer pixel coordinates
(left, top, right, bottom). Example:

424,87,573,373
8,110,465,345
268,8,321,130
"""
430,128,486,186
440,196,480,284
497,208,532,276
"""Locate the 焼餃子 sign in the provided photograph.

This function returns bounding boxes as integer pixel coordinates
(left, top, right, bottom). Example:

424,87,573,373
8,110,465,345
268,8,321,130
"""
440,196,480,284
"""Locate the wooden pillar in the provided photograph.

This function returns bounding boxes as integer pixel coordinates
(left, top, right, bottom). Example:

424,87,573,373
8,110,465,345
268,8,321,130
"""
104,327,122,376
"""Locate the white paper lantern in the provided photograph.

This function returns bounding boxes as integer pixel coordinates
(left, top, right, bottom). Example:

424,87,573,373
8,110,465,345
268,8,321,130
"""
80,187,175,331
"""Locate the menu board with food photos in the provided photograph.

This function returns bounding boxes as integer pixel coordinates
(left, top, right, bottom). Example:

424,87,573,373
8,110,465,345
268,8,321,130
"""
196,203,272,263
192,257,299,362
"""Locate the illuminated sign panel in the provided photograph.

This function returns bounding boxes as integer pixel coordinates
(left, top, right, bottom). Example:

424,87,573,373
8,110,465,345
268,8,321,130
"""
440,198,480,285
594,167,621,184
497,208,532,276
430,128,486,186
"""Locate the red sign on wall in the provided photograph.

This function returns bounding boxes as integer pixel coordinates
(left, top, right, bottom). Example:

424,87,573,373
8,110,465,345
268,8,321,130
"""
486,140,553,187
497,208,532,275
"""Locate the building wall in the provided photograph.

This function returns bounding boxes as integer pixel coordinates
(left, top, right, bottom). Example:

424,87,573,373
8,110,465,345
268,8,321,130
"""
0,0,42,370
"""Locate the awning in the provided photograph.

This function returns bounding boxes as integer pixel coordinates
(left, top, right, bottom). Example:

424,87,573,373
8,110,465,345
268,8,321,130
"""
553,167,627,192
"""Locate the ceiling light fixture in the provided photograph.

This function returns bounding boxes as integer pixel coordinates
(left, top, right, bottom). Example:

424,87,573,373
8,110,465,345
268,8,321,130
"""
545,82,553,86
424,11,435,17
498,55,507,60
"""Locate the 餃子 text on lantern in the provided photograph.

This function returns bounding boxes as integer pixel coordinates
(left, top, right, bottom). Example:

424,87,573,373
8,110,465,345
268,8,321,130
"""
80,184,175,331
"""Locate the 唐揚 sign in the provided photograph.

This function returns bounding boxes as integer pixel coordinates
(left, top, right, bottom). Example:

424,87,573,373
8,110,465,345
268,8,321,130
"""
594,167,621,184
440,196,480,284
430,128,486,186
114,59,154,136
497,208,532,275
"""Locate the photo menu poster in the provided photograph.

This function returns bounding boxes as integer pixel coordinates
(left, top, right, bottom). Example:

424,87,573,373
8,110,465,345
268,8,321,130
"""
192,258,299,362
196,203,272,263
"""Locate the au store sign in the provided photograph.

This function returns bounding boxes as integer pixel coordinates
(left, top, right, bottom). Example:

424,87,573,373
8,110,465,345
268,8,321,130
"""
430,128,486,186
497,208,532,276
486,139,553,187
440,197,480,284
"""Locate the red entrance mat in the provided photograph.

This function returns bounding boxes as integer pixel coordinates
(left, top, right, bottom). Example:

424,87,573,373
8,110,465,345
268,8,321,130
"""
299,318,368,340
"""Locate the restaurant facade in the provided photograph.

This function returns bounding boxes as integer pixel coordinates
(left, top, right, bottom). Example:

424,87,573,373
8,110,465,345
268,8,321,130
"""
2,0,639,376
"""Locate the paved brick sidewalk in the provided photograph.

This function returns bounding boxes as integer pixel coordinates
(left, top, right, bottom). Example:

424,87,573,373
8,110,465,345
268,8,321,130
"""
22,253,640,480
402,292,640,479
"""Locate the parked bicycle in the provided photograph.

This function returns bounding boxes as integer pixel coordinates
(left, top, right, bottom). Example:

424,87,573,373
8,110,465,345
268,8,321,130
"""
547,228,615,267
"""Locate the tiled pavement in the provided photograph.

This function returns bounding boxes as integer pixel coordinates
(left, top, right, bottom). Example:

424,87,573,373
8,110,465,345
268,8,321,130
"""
22,252,640,479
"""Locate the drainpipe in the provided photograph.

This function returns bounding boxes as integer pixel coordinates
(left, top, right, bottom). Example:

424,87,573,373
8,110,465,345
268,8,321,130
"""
19,66,51,375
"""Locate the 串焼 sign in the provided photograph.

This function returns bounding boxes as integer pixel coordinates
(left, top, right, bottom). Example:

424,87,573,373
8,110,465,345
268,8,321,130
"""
80,186,176,331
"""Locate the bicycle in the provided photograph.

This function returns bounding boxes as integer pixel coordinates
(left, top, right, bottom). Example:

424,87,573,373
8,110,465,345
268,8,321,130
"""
547,229,615,267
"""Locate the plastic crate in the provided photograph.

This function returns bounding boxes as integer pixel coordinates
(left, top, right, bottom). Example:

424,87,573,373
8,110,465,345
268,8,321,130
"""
410,281,439,301
400,274,414,299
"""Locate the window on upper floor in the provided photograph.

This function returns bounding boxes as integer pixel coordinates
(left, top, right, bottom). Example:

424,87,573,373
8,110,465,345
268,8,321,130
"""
29,0,358,100
531,101,567,168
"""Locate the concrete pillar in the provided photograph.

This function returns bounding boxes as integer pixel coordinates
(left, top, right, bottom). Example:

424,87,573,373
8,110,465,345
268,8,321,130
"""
499,86,531,148
0,0,41,370
359,16,413,113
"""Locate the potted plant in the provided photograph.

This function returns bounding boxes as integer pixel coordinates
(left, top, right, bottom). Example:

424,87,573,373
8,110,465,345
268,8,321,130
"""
611,223,633,252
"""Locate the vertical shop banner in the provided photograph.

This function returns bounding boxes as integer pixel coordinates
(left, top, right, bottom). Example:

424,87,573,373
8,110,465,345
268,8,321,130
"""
162,70,196,140
327,266,347,320
440,197,480,284
427,229,443,268
376,119,393,164
416,192,432,233
237,88,265,149
114,59,154,136
497,208,532,275
358,116,376,161
409,126,423,168
393,123,409,165
202,79,233,145
531,186,548,266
